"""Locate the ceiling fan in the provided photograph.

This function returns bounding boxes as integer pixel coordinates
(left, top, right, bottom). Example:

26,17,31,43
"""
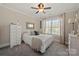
31,3,52,14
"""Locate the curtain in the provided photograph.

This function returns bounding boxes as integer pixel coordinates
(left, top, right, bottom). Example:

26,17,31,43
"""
42,17,61,35
59,14,65,44
42,14,65,44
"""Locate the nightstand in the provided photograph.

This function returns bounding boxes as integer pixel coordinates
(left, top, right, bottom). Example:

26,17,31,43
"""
68,33,79,56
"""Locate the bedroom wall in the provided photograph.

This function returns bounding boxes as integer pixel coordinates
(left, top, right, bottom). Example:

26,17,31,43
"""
0,6,40,47
64,10,79,44
64,11,74,44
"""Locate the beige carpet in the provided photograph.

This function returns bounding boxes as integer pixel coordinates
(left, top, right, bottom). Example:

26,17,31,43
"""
0,42,68,56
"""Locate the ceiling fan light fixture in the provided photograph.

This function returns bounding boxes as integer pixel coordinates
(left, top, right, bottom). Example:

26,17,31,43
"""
38,3,44,9
38,8,44,12
31,3,51,14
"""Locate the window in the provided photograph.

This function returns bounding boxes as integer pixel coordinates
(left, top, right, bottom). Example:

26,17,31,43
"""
45,20,52,34
42,18,60,35
51,19,60,35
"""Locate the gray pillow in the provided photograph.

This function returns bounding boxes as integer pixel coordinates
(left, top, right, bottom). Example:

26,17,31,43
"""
34,31,39,35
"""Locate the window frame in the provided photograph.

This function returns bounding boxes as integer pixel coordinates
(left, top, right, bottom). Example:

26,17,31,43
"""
42,19,60,35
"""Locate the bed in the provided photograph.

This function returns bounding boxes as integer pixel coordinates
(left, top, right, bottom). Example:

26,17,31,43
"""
22,33,55,53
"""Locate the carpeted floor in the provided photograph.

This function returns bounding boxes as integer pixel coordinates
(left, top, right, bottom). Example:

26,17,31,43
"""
0,42,68,56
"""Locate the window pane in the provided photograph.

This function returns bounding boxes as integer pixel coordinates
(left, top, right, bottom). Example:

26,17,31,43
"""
51,19,60,35
42,18,60,35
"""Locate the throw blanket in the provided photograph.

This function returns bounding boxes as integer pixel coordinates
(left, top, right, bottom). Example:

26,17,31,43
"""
32,37,42,51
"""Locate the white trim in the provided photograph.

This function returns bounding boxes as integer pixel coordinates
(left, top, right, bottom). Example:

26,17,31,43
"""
0,43,9,48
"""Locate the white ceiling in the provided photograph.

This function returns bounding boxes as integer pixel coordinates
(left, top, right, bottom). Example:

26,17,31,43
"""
0,3,79,20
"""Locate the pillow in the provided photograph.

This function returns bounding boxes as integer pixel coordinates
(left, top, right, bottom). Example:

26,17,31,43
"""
34,31,39,35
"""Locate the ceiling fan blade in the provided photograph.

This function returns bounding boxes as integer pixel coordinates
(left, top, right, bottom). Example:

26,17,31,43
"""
31,7,38,9
35,11,39,14
44,7,51,9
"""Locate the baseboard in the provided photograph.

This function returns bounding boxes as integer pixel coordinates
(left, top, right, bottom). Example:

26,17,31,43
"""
0,43,9,48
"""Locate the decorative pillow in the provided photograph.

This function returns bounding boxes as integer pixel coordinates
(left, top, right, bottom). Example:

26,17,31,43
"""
34,31,39,35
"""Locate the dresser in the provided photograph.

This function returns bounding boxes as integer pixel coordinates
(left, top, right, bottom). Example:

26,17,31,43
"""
10,23,21,48
68,33,79,56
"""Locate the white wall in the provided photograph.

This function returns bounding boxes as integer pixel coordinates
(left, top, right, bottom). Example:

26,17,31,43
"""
64,10,79,44
0,6,40,47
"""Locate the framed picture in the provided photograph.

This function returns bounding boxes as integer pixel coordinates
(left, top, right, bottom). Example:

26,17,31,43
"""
26,23,34,29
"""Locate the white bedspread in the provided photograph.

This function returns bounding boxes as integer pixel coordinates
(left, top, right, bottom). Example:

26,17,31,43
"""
23,33,55,53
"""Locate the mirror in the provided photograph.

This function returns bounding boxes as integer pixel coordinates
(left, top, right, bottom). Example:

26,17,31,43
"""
26,23,34,29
